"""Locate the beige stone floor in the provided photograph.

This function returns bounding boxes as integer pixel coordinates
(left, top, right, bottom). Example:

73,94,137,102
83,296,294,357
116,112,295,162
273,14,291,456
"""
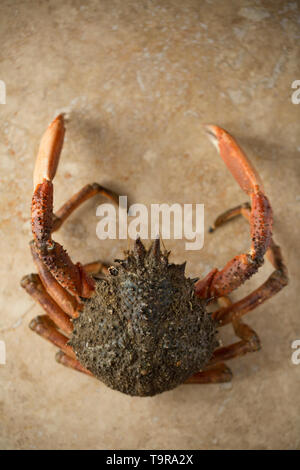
0,0,300,450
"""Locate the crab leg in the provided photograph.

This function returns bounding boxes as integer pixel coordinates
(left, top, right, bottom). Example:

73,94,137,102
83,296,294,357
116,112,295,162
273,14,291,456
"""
83,260,109,276
185,296,261,383
209,318,261,366
206,203,288,325
21,274,73,335
208,202,251,231
31,114,95,299
30,241,80,318
29,244,109,320
29,316,91,376
52,183,118,232
185,363,232,384
55,351,93,376
29,316,92,376
195,126,273,298
29,315,76,358
213,241,288,326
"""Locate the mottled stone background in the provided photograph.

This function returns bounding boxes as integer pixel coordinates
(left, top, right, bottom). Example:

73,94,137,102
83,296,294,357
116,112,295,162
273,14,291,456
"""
0,0,299,450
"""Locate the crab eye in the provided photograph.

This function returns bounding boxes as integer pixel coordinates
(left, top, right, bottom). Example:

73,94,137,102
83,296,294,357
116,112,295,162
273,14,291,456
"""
108,266,119,276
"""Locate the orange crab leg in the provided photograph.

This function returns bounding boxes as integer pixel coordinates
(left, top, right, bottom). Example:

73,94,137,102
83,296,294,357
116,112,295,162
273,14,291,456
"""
211,207,288,325
52,183,119,232
195,126,273,298
31,115,95,299
21,274,73,335
185,363,232,384
83,260,109,276
55,351,93,376
209,317,261,365
30,315,92,376
30,241,80,318
29,315,76,358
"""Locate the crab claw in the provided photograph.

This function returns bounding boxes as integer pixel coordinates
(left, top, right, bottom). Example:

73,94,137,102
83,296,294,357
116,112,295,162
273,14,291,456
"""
31,114,95,299
204,125,264,195
195,124,273,298
33,114,65,189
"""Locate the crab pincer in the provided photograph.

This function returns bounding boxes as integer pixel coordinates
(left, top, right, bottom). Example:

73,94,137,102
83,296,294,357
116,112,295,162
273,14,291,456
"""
195,126,273,298
31,115,95,300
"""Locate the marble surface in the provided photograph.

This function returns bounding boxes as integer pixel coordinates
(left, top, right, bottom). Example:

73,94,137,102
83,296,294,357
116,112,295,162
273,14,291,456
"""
0,0,299,449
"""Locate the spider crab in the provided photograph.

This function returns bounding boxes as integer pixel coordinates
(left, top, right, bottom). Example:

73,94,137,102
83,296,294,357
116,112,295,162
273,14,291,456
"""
21,115,288,396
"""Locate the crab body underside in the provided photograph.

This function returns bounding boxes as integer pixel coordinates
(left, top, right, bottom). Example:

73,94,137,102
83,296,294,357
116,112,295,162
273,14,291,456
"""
21,115,288,396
